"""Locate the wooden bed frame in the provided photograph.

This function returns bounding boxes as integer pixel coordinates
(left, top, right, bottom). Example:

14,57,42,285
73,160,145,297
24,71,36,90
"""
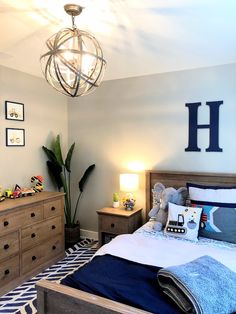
36,170,236,314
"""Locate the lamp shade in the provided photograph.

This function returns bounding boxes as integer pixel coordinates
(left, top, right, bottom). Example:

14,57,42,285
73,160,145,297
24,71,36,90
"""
120,174,139,192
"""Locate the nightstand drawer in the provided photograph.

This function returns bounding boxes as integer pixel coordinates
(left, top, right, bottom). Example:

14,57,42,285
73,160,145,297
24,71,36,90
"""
44,198,62,218
21,216,62,251
0,255,19,286
22,235,62,274
0,231,19,261
100,215,128,234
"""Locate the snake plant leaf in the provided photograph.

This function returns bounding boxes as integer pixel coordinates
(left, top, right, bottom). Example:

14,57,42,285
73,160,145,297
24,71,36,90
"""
46,160,63,190
65,142,75,172
78,164,95,192
53,135,64,166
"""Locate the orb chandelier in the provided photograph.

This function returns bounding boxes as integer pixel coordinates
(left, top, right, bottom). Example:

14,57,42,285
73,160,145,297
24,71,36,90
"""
40,4,106,97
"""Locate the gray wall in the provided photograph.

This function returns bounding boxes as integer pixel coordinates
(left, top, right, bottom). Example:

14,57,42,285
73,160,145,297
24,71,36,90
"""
0,65,68,190
1,63,235,234
68,63,236,232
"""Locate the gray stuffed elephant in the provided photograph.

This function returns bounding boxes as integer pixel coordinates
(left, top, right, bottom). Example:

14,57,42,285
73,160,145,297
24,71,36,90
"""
149,182,188,231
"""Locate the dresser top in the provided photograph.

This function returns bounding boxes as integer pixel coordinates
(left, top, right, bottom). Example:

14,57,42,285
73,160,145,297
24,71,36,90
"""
0,191,64,213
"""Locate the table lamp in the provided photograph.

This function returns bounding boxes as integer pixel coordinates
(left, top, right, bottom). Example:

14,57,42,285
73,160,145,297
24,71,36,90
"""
120,173,139,210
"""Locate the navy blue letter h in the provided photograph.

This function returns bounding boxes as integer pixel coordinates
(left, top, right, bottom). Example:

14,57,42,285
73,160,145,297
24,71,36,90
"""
185,101,223,152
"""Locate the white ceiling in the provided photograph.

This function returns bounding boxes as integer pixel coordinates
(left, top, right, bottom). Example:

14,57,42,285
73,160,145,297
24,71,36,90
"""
0,0,236,81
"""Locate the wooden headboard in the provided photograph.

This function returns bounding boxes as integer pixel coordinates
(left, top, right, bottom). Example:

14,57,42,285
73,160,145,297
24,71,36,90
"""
145,170,236,221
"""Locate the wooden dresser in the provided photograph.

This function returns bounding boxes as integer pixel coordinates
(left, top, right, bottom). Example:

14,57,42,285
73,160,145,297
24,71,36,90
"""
0,191,65,296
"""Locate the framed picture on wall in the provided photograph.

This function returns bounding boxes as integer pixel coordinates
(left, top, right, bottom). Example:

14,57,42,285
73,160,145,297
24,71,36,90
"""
6,128,25,147
5,101,24,121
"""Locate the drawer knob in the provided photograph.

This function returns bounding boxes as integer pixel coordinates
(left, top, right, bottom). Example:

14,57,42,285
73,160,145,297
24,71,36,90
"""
32,255,37,261
111,223,115,228
4,244,9,250
3,221,9,227
52,245,56,250
51,206,56,211
4,269,10,275
31,233,36,238
31,212,35,218
51,225,56,230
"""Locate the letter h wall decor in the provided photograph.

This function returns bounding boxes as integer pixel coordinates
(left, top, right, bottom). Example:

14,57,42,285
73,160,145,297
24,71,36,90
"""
185,101,223,152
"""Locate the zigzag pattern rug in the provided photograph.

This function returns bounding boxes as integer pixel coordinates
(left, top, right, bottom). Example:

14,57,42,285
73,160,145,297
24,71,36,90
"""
0,239,98,314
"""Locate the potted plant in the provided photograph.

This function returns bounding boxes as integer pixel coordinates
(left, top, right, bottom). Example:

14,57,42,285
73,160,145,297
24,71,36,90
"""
42,135,95,247
113,192,119,208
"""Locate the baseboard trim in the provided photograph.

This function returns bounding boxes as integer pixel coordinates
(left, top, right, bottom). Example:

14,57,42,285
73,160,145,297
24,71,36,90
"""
80,229,98,240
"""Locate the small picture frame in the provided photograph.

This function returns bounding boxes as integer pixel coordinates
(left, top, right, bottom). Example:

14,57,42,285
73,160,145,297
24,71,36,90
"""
6,128,25,147
5,101,24,121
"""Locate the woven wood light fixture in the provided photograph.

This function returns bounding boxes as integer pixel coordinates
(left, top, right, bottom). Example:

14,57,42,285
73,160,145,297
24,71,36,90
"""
40,4,106,97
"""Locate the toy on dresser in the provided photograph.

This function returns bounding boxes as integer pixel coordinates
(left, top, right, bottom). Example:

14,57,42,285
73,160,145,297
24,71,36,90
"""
5,184,36,199
0,186,5,202
0,176,44,200
31,175,44,192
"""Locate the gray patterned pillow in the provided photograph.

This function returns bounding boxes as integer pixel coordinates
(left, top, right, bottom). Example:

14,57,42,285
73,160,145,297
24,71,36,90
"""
187,183,236,243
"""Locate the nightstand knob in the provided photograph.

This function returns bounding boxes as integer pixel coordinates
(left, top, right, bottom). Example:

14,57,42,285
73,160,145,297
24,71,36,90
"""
31,233,36,238
51,206,55,211
52,245,56,250
111,223,115,228
4,269,10,275
4,221,9,227
32,255,37,261
31,212,35,218
51,225,56,230
4,244,9,250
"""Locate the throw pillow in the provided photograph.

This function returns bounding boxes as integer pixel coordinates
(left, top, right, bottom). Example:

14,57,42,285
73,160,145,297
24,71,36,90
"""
164,202,202,242
187,183,236,243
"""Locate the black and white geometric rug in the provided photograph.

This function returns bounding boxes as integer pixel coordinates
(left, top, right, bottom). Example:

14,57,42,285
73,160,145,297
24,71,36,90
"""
0,239,98,314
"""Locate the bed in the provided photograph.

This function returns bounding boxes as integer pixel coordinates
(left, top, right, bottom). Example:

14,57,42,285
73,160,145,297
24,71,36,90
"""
36,170,236,314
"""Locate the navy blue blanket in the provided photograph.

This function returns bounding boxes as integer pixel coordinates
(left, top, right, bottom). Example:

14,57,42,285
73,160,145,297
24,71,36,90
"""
61,254,181,314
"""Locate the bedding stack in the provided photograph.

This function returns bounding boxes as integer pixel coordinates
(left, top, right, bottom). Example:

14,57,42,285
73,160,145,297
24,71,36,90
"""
157,255,236,314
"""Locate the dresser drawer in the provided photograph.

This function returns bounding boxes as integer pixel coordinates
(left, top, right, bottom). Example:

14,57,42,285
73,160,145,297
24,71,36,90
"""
44,198,62,219
100,215,128,234
22,235,63,274
0,231,19,261
0,205,43,234
0,255,19,286
21,216,62,251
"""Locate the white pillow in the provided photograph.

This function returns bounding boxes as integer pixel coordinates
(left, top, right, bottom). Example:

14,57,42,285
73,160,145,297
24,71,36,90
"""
187,183,236,205
164,203,202,242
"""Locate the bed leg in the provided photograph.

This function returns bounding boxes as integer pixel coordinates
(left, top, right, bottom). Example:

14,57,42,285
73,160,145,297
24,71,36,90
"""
37,288,46,314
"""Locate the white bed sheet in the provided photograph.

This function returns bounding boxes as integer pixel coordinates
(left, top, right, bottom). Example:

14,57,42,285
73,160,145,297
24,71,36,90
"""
95,221,236,272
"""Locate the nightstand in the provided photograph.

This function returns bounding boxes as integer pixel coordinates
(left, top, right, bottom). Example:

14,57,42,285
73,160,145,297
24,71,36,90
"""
97,207,143,247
